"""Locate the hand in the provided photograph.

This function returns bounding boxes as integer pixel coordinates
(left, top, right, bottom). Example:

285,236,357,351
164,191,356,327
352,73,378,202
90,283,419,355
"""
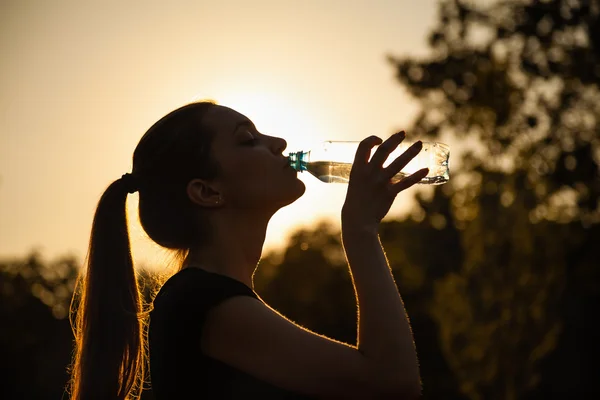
341,131,428,234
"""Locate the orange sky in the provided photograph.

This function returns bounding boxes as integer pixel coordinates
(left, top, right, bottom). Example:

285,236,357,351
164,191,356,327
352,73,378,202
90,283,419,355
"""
0,0,449,268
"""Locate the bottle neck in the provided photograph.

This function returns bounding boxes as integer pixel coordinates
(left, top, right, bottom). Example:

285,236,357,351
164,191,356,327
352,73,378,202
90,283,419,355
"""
288,150,310,172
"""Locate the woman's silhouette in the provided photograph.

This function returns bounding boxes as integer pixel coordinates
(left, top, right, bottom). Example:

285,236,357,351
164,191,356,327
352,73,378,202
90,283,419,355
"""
68,101,427,399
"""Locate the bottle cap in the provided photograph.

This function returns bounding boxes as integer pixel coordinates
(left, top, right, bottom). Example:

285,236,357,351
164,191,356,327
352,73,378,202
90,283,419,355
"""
287,151,309,172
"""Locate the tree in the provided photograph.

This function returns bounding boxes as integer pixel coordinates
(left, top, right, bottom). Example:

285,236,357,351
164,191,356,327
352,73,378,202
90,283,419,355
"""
0,250,164,400
389,0,599,222
254,220,467,399
0,251,79,399
254,222,357,344
387,0,600,398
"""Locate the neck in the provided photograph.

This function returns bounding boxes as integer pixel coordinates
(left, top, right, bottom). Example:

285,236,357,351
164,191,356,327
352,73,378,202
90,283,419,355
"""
183,209,272,288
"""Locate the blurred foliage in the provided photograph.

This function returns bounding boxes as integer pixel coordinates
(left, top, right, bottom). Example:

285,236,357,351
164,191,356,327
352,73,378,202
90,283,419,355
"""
384,0,600,398
0,252,161,399
388,0,600,225
0,251,79,399
254,222,357,345
254,218,467,399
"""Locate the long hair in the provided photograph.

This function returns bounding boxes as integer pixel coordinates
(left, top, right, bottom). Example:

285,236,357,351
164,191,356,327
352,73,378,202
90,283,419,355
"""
68,101,219,400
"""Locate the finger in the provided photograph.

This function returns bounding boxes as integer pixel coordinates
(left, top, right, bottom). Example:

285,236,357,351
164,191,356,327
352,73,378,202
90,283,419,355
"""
392,168,429,193
353,135,383,166
369,131,406,168
383,140,423,178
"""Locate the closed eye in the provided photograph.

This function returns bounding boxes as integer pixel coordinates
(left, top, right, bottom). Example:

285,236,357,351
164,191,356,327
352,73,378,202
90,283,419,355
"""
240,129,263,146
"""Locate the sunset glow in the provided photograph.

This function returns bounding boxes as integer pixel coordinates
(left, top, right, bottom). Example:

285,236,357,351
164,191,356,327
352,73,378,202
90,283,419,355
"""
1,0,440,268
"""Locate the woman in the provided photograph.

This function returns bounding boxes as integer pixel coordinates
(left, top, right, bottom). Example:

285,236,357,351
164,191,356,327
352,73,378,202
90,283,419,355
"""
68,101,428,399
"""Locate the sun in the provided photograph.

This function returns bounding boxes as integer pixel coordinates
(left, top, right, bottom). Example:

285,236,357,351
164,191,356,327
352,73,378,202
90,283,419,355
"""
190,89,326,156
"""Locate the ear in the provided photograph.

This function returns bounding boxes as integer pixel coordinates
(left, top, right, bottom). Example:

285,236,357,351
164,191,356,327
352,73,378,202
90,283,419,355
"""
187,178,224,208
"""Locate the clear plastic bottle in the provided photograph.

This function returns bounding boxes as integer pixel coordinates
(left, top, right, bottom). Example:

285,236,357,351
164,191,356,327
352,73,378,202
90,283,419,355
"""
287,140,449,185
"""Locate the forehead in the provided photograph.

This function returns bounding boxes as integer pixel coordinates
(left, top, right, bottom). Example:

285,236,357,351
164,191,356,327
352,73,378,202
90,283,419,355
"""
203,105,253,138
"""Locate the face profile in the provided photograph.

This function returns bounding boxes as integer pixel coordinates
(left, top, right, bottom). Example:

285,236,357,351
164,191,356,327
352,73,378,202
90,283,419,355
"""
187,105,306,213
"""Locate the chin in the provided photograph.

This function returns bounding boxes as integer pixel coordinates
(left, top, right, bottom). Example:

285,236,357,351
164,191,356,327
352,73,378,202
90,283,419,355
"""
291,178,306,199
275,180,306,208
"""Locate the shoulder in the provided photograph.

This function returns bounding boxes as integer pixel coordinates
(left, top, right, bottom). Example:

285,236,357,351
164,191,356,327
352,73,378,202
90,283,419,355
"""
151,268,257,320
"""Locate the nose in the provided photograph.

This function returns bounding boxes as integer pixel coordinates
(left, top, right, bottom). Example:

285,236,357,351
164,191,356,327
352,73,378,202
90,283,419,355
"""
270,136,287,154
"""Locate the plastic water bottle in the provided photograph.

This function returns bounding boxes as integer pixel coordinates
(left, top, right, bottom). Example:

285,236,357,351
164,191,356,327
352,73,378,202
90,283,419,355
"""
287,141,449,185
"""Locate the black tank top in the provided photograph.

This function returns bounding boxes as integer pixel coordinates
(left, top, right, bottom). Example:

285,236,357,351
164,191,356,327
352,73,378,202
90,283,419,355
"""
148,267,314,399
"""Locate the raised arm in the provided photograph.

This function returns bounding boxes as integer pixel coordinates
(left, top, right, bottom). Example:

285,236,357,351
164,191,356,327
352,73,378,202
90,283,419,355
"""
341,132,428,396
200,132,427,399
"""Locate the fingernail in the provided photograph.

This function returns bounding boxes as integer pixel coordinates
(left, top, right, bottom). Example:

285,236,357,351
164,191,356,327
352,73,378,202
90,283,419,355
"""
395,131,406,137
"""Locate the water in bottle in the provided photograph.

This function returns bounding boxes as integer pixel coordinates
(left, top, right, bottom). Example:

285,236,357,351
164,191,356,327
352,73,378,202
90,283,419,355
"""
287,140,449,185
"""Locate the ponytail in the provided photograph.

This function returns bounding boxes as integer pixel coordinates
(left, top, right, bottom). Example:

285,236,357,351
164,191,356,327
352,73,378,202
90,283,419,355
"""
67,100,218,399
68,177,146,400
